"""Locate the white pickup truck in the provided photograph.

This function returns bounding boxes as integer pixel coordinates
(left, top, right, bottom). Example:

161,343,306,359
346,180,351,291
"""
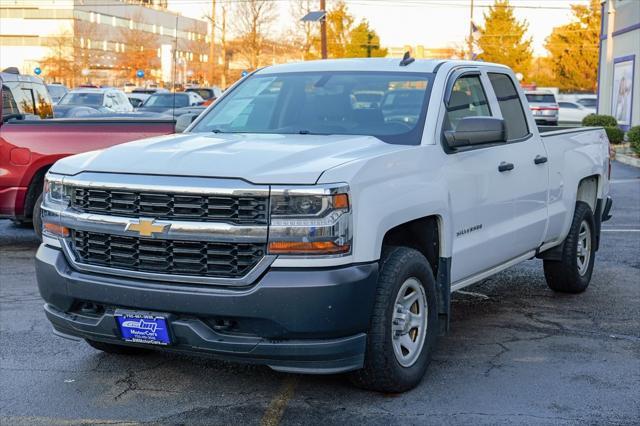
36,58,612,393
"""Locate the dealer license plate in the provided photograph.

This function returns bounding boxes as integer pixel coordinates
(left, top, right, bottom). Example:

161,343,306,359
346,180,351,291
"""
116,311,171,345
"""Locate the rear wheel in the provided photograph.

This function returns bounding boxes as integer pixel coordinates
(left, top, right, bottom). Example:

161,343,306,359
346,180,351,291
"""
350,247,438,393
85,339,151,355
543,201,596,293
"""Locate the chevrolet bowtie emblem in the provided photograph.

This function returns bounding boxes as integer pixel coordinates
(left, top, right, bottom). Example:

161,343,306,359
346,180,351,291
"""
125,218,169,237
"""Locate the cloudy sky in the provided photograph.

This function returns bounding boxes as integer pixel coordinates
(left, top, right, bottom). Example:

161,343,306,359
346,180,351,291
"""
168,0,592,56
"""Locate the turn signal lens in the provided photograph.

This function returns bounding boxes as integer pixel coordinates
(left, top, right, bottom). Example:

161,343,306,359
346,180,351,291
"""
332,193,349,210
268,241,350,255
43,223,69,238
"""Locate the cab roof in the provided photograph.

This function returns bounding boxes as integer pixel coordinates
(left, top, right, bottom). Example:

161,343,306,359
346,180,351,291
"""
255,58,509,75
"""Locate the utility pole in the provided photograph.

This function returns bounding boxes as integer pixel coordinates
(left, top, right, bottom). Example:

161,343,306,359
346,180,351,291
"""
361,32,378,58
320,0,327,59
468,0,474,60
220,4,227,88
209,0,216,85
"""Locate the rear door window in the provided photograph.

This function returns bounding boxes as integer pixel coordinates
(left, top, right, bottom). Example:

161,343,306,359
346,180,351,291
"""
488,73,529,140
29,82,54,118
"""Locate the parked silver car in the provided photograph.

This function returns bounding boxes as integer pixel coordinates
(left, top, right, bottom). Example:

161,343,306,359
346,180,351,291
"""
525,91,559,126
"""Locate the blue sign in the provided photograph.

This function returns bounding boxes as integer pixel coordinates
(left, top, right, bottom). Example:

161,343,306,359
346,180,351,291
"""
34,67,42,75
116,312,171,345
136,69,145,78
241,70,249,77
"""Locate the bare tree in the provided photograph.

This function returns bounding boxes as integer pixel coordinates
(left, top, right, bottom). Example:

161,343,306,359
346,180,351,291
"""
232,0,277,70
72,20,103,86
289,0,318,60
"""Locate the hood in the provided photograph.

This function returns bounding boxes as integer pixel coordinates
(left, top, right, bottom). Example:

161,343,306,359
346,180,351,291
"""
51,132,410,184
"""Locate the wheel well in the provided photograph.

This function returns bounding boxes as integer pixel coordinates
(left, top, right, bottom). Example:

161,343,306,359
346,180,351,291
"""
23,166,50,219
382,216,440,275
577,175,599,213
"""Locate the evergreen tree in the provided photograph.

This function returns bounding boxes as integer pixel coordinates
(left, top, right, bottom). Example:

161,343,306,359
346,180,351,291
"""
476,0,533,79
345,21,388,58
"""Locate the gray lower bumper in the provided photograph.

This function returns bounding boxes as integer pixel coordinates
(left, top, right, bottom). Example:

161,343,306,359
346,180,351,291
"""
35,244,378,374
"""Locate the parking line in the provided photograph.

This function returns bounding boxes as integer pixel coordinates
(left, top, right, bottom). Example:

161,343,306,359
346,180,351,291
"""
261,376,298,426
601,229,640,232
0,416,139,425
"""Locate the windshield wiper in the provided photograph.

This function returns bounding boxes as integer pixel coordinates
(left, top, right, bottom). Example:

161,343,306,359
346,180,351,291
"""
211,129,225,133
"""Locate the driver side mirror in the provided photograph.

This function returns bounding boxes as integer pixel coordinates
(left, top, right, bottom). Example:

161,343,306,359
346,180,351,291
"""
175,113,199,133
444,117,505,149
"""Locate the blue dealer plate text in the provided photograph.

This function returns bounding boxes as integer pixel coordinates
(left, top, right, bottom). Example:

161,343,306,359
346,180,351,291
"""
116,312,171,345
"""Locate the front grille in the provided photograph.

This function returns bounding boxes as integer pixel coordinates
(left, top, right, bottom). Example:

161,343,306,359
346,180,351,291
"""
71,230,266,279
71,188,268,224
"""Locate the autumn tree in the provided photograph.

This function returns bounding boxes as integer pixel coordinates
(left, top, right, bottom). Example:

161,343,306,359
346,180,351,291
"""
115,15,160,81
476,0,533,79
544,0,600,92
323,1,355,58
345,21,387,58
41,32,74,85
232,0,278,70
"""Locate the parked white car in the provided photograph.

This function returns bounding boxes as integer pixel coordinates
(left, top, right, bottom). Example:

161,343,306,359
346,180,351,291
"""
55,88,133,117
37,58,612,393
558,101,592,124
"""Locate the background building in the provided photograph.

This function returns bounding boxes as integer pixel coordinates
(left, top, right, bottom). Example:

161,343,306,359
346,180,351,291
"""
598,0,640,129
0,0,209,87
386,45,457,60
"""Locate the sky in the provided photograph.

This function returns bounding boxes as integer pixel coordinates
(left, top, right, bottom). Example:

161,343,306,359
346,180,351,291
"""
168,0,592,56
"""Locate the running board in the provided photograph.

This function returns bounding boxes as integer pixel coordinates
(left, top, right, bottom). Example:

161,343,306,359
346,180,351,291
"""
451,251,537,292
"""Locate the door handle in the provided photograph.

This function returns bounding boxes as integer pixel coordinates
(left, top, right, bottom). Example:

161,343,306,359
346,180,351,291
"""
498,161,515,172
534,155,548,165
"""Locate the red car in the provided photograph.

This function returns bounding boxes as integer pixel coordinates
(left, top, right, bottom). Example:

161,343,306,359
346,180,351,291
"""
0,70,176,237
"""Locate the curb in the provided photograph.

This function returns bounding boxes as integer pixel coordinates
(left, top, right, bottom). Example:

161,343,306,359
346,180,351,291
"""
615,153,640,168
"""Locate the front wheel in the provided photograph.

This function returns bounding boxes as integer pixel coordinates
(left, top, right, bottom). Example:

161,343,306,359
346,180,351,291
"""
349,247,439,393
543,201,596,293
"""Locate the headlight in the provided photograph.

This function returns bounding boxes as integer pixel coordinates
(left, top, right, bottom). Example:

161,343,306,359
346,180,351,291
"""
268,185,351,256
41,173,70,239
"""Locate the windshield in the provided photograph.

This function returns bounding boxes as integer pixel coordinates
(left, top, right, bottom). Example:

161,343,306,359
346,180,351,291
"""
47,85,67,99
144,93,189,107
577,98,596,108
191,71,434,145
187,88,213,99
526,94,556,103
58,92,103,106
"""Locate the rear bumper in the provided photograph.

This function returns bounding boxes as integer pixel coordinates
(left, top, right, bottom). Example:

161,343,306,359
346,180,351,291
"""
35,244,378,373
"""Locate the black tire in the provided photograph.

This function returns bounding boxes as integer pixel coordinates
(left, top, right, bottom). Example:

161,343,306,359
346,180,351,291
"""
32,192,43,241
11,219,32,228
349,247,439,393
543,201,596,293
85,339,151,355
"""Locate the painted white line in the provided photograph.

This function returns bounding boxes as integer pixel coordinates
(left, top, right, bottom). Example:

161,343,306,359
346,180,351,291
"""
601,229,640,232
610,179,640,184
456,290,490,299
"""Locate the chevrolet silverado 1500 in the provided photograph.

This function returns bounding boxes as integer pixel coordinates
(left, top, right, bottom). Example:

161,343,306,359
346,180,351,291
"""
35,58,613,392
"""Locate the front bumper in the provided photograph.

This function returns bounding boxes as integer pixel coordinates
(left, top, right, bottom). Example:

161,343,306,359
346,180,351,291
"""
35,244,378,374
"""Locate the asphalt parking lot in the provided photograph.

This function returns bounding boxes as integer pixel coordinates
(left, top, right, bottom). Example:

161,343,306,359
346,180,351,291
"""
1,161,638,425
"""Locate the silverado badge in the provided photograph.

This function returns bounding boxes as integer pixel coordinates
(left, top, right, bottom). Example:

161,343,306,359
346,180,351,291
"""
125,218,169,237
